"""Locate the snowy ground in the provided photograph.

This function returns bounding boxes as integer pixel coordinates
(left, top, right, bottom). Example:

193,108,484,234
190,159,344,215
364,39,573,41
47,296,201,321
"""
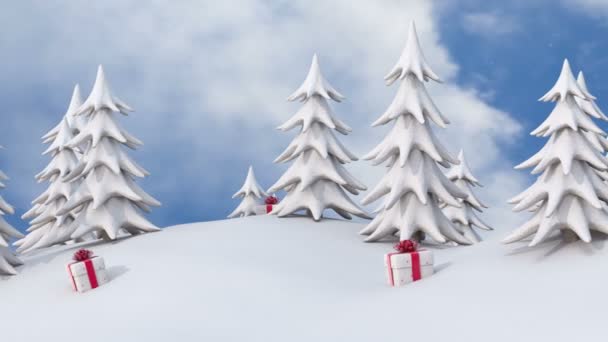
2,215,607,341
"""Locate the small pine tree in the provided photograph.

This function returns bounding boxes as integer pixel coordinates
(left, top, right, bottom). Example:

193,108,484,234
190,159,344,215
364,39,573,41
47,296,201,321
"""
58,66,161,241
228,166,268,218
268,54,369,221
442,150,493,243
16,85,82,253
504,60,608,246
0,152,23,275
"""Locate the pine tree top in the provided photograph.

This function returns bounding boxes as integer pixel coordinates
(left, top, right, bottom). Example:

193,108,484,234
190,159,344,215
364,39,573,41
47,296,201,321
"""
530,95,603,138
75,65,134,117
66,84,88,133
576,71,608,121
42,117,74,156
42,84,82,142
384,21,441,85
446,150,481,186
66,84,83,119
539,59,593,103
232,166,267,199
287,54,345,103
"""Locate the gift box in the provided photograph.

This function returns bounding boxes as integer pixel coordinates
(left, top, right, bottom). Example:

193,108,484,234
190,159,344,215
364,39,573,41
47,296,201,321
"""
255,204,275,215
385,240,434,287
67,249,108,293
255,195,279,215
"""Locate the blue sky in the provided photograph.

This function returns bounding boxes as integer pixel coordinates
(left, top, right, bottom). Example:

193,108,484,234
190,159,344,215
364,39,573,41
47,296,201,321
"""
438,0,608,162
0,1,607,233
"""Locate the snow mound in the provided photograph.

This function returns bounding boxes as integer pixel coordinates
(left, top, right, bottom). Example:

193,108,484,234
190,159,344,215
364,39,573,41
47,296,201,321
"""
1,215,607,341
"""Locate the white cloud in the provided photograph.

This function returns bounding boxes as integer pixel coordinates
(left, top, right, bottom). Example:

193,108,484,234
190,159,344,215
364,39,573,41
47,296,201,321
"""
0,0,525,231
563,0,608,17
462,11,519,38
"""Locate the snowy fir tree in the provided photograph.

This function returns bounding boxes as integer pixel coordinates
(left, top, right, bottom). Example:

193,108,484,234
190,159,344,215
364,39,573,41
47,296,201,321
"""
267,54,369,221
576,71,608,155
504,59,608,246
359,22,470,244
0,153,23,275
228,166,268,218
15,85,83,253
57,65,161,241
442,150,493,243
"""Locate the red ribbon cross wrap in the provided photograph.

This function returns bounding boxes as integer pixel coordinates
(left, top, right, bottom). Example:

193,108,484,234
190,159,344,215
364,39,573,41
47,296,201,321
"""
386,240,422,286
84,259,99,289
68,257,99,291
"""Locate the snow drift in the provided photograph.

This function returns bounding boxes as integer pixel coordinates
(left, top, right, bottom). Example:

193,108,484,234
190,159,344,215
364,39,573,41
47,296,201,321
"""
1,215,607,342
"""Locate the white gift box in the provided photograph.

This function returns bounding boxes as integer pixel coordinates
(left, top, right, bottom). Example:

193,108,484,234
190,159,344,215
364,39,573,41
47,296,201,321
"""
384,250,434,287
67,256,109,293
254,204,275,215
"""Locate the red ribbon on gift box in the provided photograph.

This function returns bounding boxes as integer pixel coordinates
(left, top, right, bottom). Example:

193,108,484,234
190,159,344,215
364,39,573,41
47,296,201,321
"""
395,240,418,253
266,205,273,213
73,249,94,262
265,196,278,205
386,240,422,286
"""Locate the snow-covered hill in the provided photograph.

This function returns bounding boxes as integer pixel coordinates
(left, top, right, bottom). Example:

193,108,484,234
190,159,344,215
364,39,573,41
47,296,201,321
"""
2,215,607,341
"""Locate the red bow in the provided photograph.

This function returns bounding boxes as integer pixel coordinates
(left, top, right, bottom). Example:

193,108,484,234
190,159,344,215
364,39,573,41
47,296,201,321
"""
394,240,417,253
265,196,278,205
73,249,94,262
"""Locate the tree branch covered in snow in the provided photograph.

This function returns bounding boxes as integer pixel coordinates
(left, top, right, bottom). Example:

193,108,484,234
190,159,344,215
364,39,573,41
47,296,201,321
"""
0,151,22,275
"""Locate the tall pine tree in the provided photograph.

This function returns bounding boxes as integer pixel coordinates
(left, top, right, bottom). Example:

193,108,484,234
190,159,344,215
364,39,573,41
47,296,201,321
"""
268,54,368,221
58,66,161,240
0,150,23,275
16,85,82,253
504,60,608,246
360,22,470,244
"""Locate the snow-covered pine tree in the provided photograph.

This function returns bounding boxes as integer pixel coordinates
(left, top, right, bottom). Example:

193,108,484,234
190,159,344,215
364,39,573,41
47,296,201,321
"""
442,150,493,243
228,166,268,218
15,85,83,253
504,59,608,246
576,71,608,155
359,21,470,244
0,152,23,275
576,71,608,184
267,54,369,221
57,65,161,241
